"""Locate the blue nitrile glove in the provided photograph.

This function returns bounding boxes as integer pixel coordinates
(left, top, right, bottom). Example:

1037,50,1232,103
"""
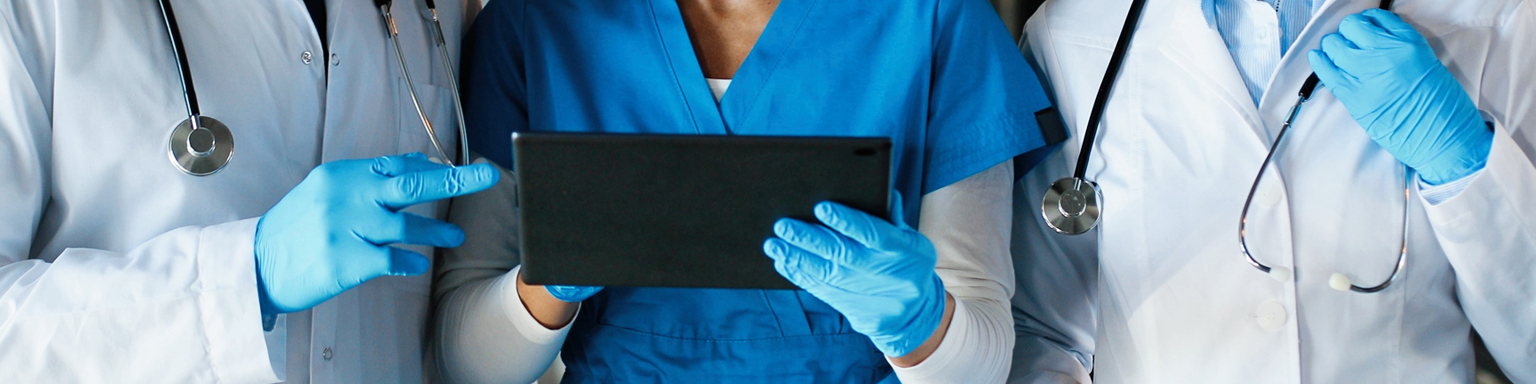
255,153,500,316
545,285,603,302
1308,9,1492,185
763,194,946,357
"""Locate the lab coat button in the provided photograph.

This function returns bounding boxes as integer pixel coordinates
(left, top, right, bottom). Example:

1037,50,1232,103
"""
322,347,333,361
1255,300,1287,331
301,51,314,65
1258,188,1282,207
330,53,340,66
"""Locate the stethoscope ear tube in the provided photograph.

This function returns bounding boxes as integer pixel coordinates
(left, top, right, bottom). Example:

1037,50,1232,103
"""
1237,0,1405,294
1041,0,1147,236
377,0,469,166
157,0,235,176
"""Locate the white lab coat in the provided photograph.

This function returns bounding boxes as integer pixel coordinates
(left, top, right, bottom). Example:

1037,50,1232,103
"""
1010,0,1536,383
0,0,473,382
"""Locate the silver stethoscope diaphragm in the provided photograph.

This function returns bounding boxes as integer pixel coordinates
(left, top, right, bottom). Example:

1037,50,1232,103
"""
158,0,235,176
1042,177,1102,235
1041,0,1146,236
168,115,235,176
153,0,470,177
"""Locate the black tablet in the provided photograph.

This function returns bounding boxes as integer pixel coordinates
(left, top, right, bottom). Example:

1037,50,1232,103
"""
512,132,892,289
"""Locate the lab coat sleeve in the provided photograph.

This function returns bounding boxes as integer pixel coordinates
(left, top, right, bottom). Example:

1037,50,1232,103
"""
0,6,279,383
1421,4,1536,383
890,161,1017,383
431,157,570,384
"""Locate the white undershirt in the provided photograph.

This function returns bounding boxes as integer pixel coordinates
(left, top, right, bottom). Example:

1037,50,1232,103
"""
706,78,732,102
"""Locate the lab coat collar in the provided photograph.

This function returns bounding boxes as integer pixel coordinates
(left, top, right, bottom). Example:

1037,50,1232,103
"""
1153,0,1273,146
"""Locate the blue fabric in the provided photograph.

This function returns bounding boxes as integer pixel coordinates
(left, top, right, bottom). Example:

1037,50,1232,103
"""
461,0,1049,381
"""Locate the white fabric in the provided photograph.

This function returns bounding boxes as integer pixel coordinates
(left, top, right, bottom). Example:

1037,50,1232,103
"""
432,161,1017,383
706,78,732,102
1013,0,1536,383
0,0,475,382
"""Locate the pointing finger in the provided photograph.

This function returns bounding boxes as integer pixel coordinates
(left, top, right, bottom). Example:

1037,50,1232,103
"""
377,163,500,209
371,153,449,177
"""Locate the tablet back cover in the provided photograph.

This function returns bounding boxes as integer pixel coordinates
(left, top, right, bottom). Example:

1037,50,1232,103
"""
513,133,891,289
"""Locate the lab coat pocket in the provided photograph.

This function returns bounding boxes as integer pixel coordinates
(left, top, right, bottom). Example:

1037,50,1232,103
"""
396,79,459,163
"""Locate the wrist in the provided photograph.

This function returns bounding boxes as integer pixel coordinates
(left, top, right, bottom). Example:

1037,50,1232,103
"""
1419,121,1494,185
889,290,955,367
879,274,949,358
515,270,581,329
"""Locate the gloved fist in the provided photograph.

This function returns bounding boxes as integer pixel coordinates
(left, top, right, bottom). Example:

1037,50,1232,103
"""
1308,9,1492,185
545,285,603,303
763,194,945,357
255,153,499,316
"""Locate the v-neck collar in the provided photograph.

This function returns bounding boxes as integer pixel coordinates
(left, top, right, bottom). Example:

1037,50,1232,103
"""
647,0,819,135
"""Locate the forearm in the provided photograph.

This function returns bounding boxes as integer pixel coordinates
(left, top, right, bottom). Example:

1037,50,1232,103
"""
893,294,1016,383
433,266,570,384
890,161,1017,382
430,158,571,383
1423,123,1536,383
0,220,280,383
515,271,581,329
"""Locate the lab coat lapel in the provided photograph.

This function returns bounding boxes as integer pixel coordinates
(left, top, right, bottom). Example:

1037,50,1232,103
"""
647,0,729,135
716,0,819,134
1149,0,1272,145
1258,0,1379,125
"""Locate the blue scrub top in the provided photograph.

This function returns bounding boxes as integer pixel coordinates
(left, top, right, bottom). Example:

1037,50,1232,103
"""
462,0,1051,381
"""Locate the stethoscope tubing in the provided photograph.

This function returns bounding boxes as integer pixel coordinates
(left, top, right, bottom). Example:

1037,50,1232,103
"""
380,4,455,168
1058,0,1407,293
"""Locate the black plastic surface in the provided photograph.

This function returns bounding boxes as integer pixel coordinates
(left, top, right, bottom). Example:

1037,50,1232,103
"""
513,133,892,289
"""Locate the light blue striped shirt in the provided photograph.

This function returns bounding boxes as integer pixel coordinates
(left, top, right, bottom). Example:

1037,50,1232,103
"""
1205,0,1313,106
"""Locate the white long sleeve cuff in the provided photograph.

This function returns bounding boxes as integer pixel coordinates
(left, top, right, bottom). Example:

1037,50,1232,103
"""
1417,168,1481,205
434,266,571,384
891,298,1015,382
196,219,284,383
891,161,1017,383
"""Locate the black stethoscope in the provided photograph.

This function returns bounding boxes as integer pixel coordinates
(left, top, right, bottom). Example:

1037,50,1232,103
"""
1043,0,1408,293
154,0,467,176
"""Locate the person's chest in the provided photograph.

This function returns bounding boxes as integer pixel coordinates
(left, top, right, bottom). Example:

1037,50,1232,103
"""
515,0,941,140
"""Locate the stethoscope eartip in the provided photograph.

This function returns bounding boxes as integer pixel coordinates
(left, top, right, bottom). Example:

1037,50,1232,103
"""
1267,267,1293,283
1329,273,1353,292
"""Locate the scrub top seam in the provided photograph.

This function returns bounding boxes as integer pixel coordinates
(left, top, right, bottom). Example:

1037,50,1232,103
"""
645,0,705,135
923,107,1041,193
721,0,821,130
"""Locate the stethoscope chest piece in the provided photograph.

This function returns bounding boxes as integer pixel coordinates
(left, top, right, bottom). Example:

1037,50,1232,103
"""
167,115,234,176
1042,177,1102,235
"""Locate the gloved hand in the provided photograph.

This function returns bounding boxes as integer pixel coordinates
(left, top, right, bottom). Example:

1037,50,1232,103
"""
545,285,603,302
256,153,499,316
1308,9,1492,185
763,194,946,357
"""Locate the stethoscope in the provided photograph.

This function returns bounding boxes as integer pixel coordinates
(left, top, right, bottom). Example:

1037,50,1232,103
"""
1043,0,1408,293
154,0,468,176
